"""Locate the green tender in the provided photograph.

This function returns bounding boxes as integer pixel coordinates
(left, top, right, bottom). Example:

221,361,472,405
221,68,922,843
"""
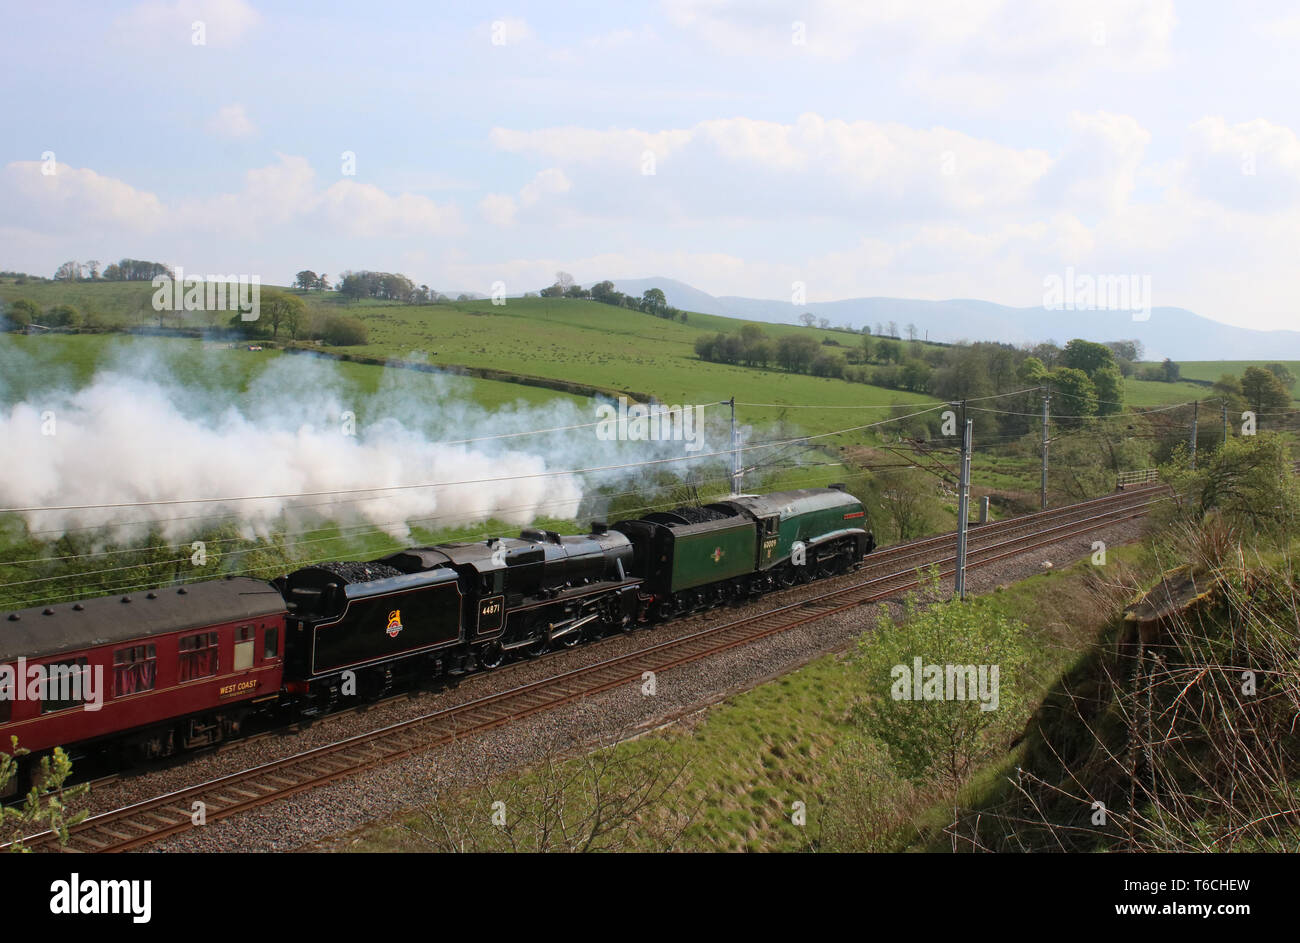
669,520,757,592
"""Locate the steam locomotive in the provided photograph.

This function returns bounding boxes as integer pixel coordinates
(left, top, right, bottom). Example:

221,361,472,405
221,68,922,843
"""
0,486,872,783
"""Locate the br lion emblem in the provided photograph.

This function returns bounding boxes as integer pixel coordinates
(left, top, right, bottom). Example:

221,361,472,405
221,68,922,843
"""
386,609,403,638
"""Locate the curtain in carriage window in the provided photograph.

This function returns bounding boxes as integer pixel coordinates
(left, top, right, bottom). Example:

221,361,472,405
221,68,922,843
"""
113,644,158,696
178,632,219,681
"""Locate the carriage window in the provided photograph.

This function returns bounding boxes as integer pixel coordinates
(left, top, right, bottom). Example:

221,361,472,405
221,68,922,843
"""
234,625,255,671
113,644,157,696
0,662,13,722
40,658,91,713
179,632,219,681
263,626,279,660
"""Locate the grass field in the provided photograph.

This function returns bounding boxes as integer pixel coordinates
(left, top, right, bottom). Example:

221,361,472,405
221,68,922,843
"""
0,333,592,417
1177,360,1300,384
1122,376,1217,405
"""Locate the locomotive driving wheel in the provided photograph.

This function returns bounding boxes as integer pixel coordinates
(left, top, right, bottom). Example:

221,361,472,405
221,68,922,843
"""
479,642,506,670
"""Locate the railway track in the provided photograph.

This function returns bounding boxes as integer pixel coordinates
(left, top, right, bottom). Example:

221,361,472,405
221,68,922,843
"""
14,483,1166,852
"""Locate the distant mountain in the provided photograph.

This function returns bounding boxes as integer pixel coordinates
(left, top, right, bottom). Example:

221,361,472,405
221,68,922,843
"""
612,277,1299,362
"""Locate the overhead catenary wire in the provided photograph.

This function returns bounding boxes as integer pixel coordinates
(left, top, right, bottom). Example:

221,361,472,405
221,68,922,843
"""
3,464,870,606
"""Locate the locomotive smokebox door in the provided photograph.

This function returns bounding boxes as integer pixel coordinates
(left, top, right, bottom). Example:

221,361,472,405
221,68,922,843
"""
478,595,505,634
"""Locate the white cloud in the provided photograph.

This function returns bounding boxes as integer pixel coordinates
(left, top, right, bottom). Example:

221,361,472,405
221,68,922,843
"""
0,154,460,249
1178,116,1300,212
0,161,167,234
319,180,462,237
205,103,255,138
479,192,518,226
490,114,1059,222
480,168,573,227
1036,111,1151,217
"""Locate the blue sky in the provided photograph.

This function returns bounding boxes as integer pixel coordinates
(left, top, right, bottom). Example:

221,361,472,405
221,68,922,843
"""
3,0,1299,330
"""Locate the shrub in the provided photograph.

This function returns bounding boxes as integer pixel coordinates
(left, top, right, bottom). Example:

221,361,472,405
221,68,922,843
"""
850,572,1029,790
321,315,368,346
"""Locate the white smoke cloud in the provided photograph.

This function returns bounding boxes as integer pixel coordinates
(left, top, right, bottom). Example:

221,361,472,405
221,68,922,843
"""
0,342,726,544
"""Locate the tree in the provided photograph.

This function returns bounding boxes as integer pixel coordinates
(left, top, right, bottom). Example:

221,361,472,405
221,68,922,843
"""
776,334,819,373
3,739,88,851
284,297,307,341
906,323,918,342
877,338,902,364
261,290,305,341
539,283,564,298
590,280,618,304
1093,366,1123,415
640,288,666,313
1241,366,1291,416
295,270,318,292
53,260,81,281
850,573,1028,790
1050,367,1097,426
874,468,937,541
1161,358,1181,383
1158,432,1299,538
1104,339,1143,376
321,314,368,346
798,312,817,327
555,271,574,291
4,298,39,330
1211,374,1247,416
338,271,368,301
811,350,846,378
85,260,100,280
1265,363,1296,390
45,304,81,329
1016,355,1047,386
1061,338,1116,378
859,333,874,363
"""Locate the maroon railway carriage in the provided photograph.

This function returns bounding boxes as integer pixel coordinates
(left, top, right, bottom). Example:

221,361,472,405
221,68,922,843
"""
0,576,288,766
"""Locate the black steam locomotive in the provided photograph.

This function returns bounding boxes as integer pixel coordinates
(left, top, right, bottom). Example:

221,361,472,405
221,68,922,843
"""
1,487,873,769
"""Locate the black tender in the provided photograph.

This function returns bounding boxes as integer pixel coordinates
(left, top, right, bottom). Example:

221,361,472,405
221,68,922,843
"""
0,577,288,663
